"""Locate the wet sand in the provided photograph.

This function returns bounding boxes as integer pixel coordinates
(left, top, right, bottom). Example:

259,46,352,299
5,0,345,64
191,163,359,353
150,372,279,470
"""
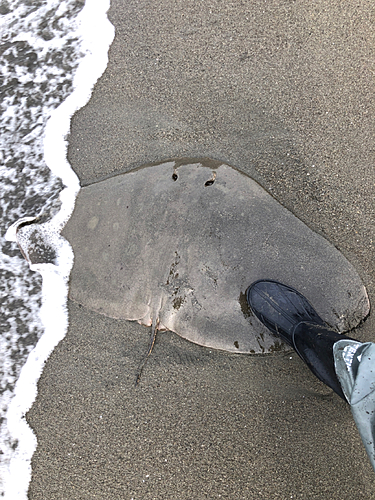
28,1,375,498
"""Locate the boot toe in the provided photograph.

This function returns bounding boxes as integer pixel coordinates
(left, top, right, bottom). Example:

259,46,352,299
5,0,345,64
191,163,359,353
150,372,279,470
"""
246,280,325,345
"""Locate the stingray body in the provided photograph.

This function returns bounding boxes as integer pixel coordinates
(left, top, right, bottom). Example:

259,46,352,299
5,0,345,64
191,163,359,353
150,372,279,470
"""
62,159,369,354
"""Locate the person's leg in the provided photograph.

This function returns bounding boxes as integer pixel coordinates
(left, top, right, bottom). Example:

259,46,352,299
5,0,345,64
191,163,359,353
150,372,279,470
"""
334,339,375,471
246,279,375,472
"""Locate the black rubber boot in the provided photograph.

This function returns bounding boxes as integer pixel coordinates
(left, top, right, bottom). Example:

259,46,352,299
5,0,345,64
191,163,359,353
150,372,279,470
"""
247,280,355,401
292,322,352,400
246,279,326,346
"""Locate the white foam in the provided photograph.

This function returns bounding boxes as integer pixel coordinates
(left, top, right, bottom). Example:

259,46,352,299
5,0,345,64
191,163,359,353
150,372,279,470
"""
2,0,114,497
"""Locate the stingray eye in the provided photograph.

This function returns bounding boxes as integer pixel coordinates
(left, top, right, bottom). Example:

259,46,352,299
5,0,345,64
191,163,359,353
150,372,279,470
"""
172,172,178,181
205,171,216,187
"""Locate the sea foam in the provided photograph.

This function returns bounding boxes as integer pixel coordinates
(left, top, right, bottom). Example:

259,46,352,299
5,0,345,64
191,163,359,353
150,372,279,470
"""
1,0,114,497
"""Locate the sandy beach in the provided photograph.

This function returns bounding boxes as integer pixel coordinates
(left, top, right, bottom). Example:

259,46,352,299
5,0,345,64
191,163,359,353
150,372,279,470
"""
28,0,375,498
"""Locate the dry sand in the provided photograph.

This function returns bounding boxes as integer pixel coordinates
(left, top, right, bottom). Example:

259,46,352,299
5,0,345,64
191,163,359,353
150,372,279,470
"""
28,1,375,498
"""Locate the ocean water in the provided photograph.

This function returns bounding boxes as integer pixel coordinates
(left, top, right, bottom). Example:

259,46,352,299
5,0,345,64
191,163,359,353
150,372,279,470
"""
0,0,114,497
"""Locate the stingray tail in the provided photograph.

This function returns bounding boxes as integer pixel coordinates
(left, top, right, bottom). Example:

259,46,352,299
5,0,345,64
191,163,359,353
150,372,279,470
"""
135,312,159,386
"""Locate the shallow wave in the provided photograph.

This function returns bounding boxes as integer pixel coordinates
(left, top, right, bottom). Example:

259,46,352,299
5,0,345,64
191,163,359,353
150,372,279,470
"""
0,0,114,497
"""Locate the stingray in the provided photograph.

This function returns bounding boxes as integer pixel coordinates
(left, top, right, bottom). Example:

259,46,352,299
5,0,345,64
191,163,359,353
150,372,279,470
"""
57,158,369,381
13,159,369,381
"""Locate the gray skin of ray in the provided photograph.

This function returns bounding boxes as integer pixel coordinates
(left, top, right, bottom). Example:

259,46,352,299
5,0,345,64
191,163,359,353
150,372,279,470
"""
61,160,369,355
